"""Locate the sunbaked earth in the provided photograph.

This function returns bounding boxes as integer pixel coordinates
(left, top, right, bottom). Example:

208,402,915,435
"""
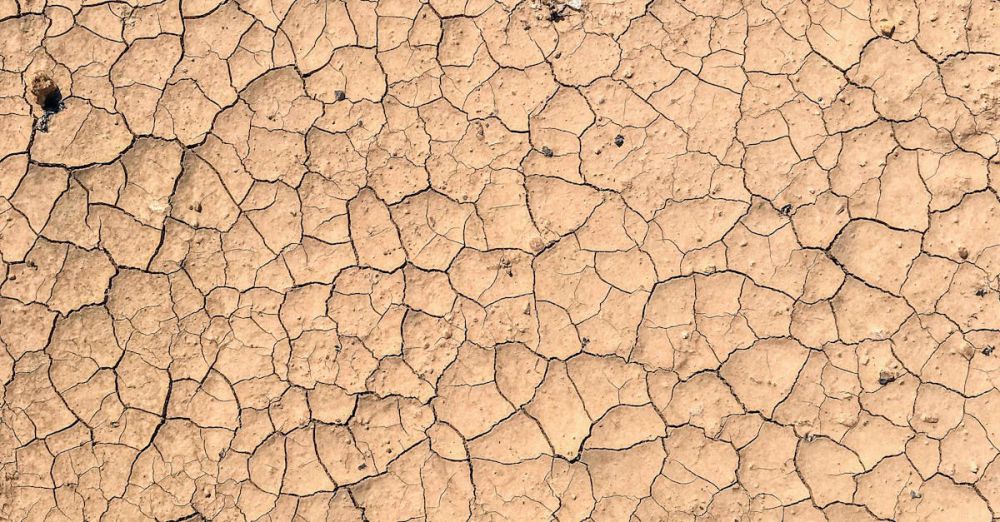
2,0,1000,520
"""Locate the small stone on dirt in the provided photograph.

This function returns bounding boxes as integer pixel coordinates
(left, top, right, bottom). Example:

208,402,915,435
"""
878,19,895,36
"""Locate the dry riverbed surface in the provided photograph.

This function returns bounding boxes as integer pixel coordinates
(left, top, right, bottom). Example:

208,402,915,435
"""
3,0,1000,520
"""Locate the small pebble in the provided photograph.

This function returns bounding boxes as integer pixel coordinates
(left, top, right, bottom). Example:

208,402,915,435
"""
878,18,895,36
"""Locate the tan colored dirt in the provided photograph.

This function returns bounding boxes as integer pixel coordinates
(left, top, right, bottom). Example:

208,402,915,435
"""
2,0,1000,520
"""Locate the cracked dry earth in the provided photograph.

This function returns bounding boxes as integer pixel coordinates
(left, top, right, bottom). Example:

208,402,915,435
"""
8,0,1000,521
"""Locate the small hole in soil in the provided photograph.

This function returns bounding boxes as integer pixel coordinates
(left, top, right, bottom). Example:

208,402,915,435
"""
42,89,62,112
31,75,62,114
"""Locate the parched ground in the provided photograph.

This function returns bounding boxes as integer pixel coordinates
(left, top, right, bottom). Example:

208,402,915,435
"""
3,0,1000,520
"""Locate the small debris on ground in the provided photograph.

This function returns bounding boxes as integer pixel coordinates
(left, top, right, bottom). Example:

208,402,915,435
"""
878,18,895,37
540,0,580,21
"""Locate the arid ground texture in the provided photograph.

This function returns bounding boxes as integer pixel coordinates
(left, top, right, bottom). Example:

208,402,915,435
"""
3,0,1000,519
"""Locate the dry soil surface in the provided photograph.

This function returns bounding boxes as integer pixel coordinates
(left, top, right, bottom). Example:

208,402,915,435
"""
3,0,1000,520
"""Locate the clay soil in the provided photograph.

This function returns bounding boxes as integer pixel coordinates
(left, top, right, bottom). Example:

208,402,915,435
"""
4,0,1000,520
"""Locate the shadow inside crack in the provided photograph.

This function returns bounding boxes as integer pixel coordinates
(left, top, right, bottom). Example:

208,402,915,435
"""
32,75,63,114
31,75,63,132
